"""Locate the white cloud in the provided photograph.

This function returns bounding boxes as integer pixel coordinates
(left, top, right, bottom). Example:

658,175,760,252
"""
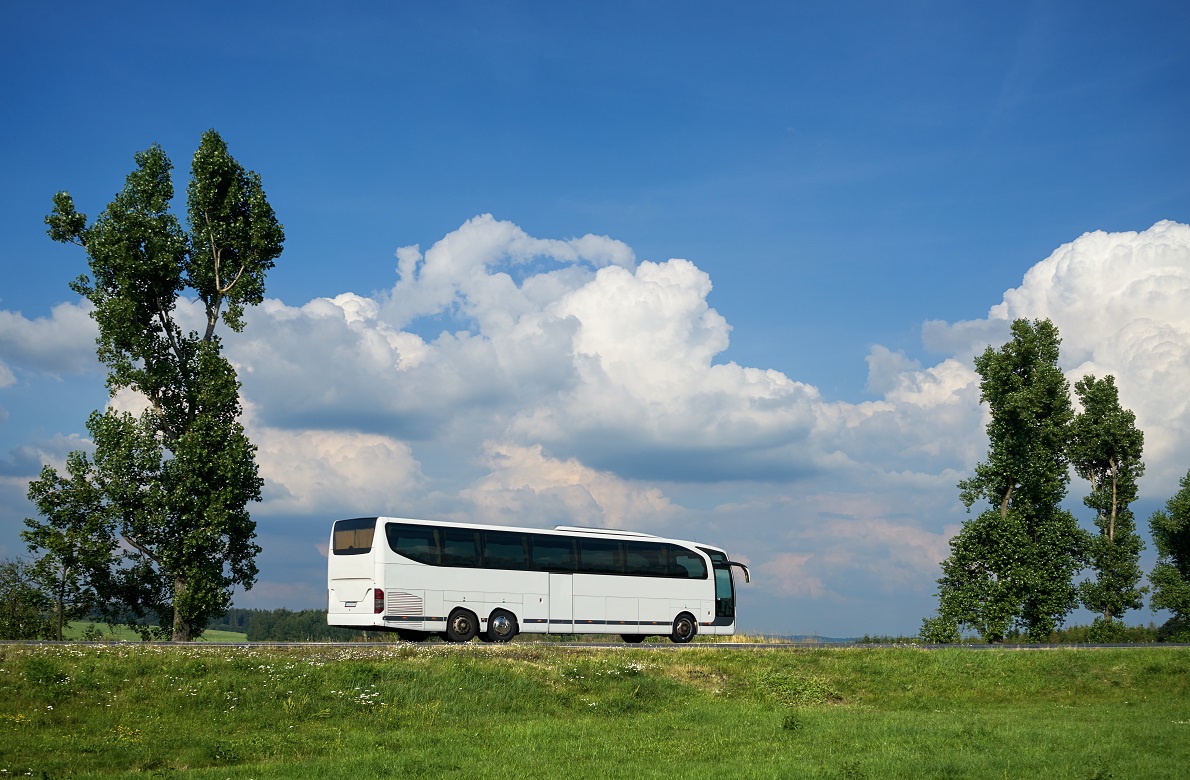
865,345,920,395
459,442,675,530
0,301,98,376
226,217,827,482
382,213,635,331
106,389,426,518
253,421,424,517
922,220,1190,493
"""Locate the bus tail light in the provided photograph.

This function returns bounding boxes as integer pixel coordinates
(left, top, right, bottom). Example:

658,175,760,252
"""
374,588,385,614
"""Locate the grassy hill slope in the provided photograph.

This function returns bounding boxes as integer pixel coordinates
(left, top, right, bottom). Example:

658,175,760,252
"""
1,643,1186,778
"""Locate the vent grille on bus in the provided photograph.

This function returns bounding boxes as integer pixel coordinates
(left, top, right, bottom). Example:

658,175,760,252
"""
385,591,422,616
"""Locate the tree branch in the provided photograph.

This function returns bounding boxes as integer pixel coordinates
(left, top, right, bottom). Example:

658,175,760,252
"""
121,530,159,566
202,208,224,342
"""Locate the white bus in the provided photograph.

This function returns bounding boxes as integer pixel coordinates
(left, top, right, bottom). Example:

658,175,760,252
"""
327,517,750,643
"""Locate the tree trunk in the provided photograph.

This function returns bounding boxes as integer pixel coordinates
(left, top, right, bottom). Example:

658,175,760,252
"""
1109,459,1118,542
999,484,1013,520
172,577,191,642
55,573,65,642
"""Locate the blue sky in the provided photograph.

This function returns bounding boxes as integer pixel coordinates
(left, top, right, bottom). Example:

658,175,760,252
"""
2,1,1189,636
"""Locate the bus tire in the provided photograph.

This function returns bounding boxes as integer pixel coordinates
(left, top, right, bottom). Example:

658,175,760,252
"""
670,613,697,644
446,608,479,642
621,634,646,644
486,609,518,643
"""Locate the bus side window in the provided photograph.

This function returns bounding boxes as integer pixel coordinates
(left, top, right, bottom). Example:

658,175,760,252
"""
624,541,667,577
483,530,529,570
442,528,480,567
386,523,441,565
668,545,708,579
579,538,623,575
531,535,576,572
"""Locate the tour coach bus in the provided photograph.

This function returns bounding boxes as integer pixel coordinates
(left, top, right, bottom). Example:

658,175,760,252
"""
328,517,750,643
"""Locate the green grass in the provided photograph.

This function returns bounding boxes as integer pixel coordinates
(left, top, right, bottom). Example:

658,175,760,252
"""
0,643,1186,778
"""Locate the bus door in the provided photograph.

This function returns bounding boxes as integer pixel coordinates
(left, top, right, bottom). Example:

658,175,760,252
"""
701,548,750,626
548,573,574,633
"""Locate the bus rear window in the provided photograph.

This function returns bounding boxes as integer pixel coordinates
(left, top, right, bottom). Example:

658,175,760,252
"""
333,517,377,555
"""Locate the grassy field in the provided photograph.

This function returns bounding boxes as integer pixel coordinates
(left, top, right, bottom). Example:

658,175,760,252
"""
0,643,1186,779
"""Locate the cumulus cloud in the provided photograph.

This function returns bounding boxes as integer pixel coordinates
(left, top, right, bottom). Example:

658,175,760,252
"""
106,389,424,518
252,421,424,517
459,442,675,530
229,216,825,482
0,301,98,376
512,258,823,480
382,214,635,331
923,220,1190,492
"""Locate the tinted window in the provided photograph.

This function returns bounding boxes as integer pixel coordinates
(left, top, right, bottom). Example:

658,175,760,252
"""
378,521,707,578
333,517,376,555
579,538,623,575
531,535,576,571
624,541,668,577
668,545,708,579
442,527,480,567
386,523,440,565
483,531,528,570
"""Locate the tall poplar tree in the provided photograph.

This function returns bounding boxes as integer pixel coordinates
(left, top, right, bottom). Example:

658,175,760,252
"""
33,130,283,641
922,319,1084,643
1069,374,1146,636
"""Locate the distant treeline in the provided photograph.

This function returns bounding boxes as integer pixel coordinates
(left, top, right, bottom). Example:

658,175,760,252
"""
208,608,372,642
860,619,1189,645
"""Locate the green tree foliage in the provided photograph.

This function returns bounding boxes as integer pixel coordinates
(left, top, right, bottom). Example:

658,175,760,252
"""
22,452,118,640
35,130,283,641
1068,375,1146,636
1149,469,1190,639
0,558,52,640
923,319,1084,643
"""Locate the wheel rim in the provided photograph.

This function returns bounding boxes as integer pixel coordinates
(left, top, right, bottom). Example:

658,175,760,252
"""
490,614,513,639
451,614,473,637
674,616,695,642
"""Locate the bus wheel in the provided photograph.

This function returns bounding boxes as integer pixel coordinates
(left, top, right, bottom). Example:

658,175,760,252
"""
396,628,430,642
486,609,518,643
670,613,697,644
446,609,479,642
620,634,646,644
